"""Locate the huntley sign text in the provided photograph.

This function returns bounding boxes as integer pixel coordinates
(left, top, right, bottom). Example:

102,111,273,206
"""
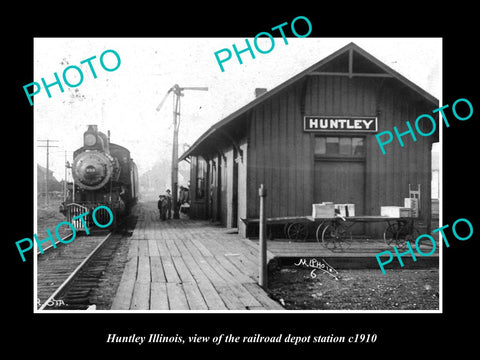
304,116,378,132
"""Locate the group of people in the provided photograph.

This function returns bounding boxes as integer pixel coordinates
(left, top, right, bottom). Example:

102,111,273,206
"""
157,186,190,221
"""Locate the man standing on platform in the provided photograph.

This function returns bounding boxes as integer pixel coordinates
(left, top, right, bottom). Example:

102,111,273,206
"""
165,189,172,220
158,195,167,220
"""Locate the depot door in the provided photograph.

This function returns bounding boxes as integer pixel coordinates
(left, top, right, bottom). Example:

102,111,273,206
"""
313,136,366,234
314,161,365,209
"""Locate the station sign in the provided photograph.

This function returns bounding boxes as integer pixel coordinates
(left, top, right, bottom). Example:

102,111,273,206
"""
304,116,378,132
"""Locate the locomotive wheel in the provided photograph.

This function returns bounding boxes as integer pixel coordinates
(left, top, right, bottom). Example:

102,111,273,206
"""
287,222,308,242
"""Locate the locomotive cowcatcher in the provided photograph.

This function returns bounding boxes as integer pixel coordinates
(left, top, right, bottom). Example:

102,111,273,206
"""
60,125,138,231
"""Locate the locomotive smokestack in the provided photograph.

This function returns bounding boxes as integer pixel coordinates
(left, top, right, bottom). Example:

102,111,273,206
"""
87,124,98,133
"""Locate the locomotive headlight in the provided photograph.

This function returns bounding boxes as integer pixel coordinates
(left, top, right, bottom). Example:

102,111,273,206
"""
84,133,97,146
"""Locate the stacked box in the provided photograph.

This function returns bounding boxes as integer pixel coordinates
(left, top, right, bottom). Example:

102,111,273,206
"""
312,203,335,218
381,206,412,218
399,208,412,218
404,198,419,218
334,204,355,217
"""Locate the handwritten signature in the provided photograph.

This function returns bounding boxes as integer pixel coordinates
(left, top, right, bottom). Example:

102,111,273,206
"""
37,298,65,308
294,258,339,280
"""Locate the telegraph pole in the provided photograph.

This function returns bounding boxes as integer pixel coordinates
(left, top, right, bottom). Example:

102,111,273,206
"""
157,84,208,219
37,139,59,206
64,150,68,202
63,150,74,202
172,85,181,219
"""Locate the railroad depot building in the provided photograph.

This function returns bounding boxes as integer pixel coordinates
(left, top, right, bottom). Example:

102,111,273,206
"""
179,42,439,238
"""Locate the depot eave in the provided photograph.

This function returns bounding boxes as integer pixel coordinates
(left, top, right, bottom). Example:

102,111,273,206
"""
179,42,439,162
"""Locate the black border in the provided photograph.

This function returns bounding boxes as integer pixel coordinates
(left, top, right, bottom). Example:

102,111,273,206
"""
6,6,478,355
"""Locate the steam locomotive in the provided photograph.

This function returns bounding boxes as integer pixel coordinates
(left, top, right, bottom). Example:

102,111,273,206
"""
60,125,138,230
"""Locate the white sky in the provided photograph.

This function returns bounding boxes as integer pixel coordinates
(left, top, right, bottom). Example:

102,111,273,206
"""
33,37,442,181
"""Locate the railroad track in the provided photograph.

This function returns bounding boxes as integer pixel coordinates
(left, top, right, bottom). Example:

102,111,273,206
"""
37,232,74,254
36,231,113,310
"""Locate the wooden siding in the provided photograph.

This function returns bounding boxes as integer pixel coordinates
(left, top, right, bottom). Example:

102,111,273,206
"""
369,82,434,235
247,81,313,220
246,75,435,237
190,141,248,234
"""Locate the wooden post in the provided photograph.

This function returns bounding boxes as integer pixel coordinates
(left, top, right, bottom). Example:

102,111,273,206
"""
172,85,180,219
259,184,267,289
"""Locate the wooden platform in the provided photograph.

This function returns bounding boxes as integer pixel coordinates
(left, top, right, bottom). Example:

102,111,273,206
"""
111,202,283,311
253,237,439,270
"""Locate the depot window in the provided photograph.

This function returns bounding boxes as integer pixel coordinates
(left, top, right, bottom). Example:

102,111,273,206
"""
314,136,365,158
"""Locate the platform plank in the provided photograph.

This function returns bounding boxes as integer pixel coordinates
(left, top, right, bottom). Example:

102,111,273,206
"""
259,239,439,258
223,254,255,280
156,238,170,257
182,282,208,310
111,201,285,311
215,284,247,310
136,255,151,283
127,240,138,259
203,256,238,284
110,255,138,310
148,239,160,257
215,255,255,283
165,238,182,257
150,256,166,283
242,283,284,310
196,281,228,310
192,256,227,287
131,281,150,310
166,283,189,310
192,238,215,258
181,252,212,284
150,282,169,310
229,283,262,308
160,255,181,283
171,256,196,283
110,278,135,310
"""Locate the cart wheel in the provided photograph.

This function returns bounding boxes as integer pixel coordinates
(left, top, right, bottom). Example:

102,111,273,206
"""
384,223,419,249
321,224,347,250
287,222,308,242
383,223,400,247
397,227,420,249
315,221,326,243
283,223,291,238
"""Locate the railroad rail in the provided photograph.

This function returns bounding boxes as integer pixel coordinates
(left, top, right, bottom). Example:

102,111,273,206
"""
37,232,74,254
36,231,112,310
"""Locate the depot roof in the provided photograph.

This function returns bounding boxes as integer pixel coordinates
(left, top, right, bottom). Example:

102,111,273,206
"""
179,42,439,161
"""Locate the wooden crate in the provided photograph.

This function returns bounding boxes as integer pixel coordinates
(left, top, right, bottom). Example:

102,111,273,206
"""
381,206,412,218
404,198,419,218
312,203,335,218
334,204,355,217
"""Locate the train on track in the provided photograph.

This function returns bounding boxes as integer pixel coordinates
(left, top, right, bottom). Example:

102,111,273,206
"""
60,125,138,230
